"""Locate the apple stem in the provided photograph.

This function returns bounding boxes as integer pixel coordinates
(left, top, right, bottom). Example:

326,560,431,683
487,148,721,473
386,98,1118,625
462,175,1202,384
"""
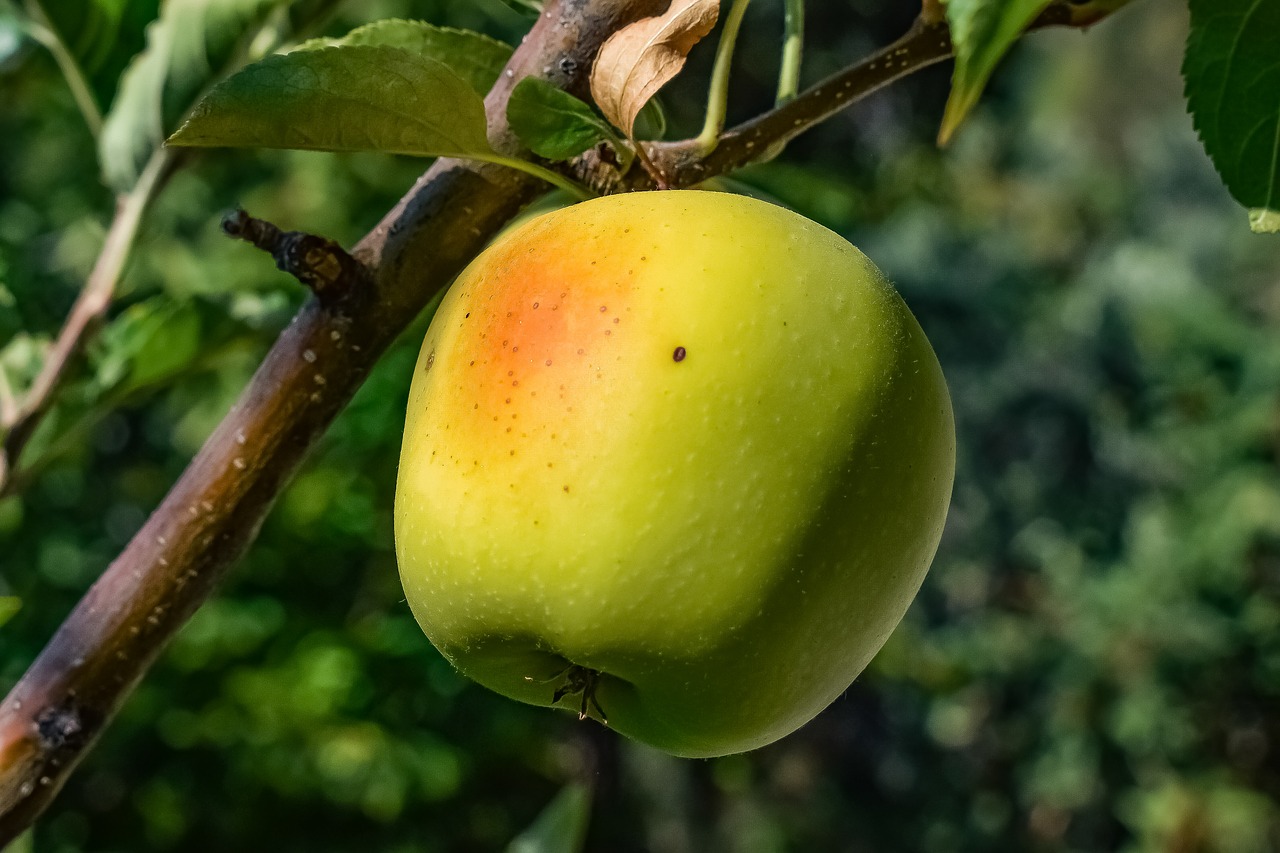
632,143,670,190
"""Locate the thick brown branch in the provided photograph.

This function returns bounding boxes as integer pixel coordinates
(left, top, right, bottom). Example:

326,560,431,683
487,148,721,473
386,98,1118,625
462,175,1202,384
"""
0,0,667,842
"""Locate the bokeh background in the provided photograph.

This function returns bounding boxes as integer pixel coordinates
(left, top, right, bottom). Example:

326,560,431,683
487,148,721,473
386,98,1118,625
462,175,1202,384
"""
3,0,1279,850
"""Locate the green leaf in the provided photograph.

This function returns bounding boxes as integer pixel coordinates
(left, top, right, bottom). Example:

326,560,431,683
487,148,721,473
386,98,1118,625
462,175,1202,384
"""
32,0,125,78
99,0,290,191
17,0,160,115
93,297,202,392
293,19,513,95
34,0,159,78
167,44,496,159
505,785,592,853
939,0,1052,144
0,596,20,628
1184,0,1280,233
507,77,628,164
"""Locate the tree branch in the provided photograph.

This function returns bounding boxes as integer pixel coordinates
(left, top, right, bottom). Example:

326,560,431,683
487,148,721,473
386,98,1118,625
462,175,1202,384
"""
574,0,1121,194
0,151,176,499
667,16,954,186
0,0,667,842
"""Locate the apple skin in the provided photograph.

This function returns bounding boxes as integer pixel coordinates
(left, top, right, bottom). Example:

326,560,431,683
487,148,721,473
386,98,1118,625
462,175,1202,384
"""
395,190,954,758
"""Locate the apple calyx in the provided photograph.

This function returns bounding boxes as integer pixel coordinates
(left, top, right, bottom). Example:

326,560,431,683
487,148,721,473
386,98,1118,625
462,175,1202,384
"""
529,664,608,723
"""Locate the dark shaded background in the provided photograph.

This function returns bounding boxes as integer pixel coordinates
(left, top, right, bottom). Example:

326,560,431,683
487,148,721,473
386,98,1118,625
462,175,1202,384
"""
2,1,1278,850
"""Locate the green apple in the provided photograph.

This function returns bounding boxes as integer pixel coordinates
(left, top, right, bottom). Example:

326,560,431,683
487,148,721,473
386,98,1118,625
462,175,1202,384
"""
395,190,954,757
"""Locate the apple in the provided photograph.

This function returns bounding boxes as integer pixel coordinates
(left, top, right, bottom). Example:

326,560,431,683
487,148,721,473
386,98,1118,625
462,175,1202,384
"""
395,190,954,757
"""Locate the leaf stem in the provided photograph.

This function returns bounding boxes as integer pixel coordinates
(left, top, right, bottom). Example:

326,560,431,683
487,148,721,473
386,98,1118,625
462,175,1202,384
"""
488,155,595,200
696,0,751,155
776,0,804,105
23,0,104,137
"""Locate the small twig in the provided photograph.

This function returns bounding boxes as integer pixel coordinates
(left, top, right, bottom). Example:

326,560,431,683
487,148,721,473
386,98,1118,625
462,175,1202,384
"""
568,16,952,192
667,17,953,186
4,338,254,500
0,0,351,500
0,151,174,498
221,209,371,304
574,0,1128,192
0,0,349,500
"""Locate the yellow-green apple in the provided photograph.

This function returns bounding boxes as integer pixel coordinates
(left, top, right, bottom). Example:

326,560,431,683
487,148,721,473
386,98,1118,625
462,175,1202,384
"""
395,190,954,757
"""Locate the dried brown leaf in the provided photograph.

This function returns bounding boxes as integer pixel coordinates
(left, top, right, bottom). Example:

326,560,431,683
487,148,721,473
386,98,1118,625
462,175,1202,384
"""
589,0,720,138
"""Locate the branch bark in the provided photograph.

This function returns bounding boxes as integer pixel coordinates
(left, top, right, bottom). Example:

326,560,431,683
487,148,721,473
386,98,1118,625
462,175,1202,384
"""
0,0,666,841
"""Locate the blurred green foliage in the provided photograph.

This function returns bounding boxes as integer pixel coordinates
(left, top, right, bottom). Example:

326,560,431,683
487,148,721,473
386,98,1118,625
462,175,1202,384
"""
2,1,1278,851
